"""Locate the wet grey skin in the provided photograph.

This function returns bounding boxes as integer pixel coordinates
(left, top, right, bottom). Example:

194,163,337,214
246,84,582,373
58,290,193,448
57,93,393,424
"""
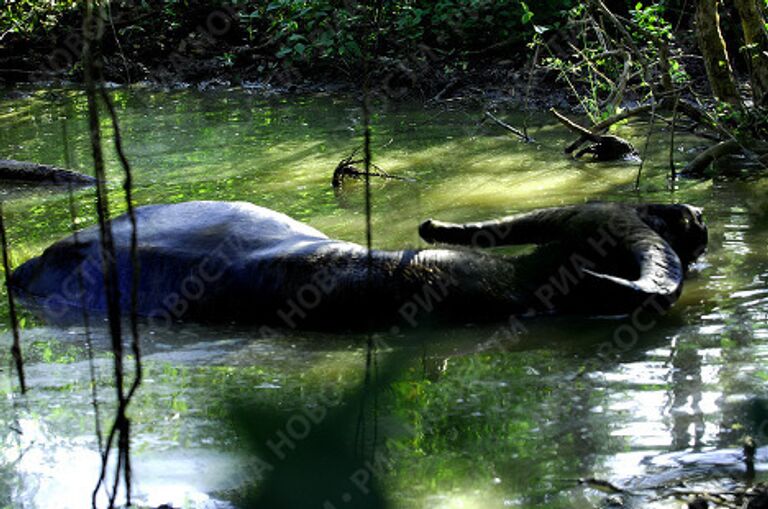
11,201,707,329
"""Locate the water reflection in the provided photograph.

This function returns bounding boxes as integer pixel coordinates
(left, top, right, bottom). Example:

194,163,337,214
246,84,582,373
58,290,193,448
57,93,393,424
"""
4,419,244,509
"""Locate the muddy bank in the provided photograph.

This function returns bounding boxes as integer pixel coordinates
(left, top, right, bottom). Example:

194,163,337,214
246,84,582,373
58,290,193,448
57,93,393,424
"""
0,48,590,112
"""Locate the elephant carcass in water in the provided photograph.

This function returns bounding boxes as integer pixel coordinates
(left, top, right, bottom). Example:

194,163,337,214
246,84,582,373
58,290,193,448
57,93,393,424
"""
11,201,708,329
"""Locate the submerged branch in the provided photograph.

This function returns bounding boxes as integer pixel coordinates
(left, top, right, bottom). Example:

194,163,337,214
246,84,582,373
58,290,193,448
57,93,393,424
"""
563,96,729,162
552,108,637,161
680,140,743,177
564,104,653,154
484,111,535,142
332,148,411,189
577,477,635,495
551,108,600,141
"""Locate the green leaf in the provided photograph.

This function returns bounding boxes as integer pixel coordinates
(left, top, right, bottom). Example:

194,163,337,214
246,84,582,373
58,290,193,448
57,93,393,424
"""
522,11,533,24
520,1,533,24
345,40,362,58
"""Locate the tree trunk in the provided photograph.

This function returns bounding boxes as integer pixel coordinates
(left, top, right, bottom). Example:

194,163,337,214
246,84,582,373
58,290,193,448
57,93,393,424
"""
733,0,768,106
695,0,741,105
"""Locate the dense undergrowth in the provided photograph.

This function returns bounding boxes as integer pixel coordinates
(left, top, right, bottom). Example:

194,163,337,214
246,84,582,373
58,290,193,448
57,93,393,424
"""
2,1,575,90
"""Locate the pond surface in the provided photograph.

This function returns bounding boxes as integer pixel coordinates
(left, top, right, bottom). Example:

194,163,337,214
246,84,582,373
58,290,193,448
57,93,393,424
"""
0,87,767,508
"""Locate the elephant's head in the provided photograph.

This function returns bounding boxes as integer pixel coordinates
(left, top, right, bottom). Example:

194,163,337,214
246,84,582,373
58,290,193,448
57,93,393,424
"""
417,202,709,310
634,203,708,269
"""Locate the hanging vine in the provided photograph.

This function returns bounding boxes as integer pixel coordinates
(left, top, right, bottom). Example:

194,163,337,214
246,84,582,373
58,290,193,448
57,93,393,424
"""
0,201,25,394
82,1,141,506
61,107,105,455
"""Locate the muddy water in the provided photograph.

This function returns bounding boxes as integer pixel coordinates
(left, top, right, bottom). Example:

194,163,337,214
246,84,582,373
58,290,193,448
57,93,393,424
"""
0,87,767,508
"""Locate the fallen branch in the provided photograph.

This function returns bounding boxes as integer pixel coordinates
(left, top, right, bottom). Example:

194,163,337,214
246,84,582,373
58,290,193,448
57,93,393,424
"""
551,108,600,141
656,487,759,509
484,111,535,143
332,164,409,187
331,149,411,189
551,108,637,161
680,140,743,177
662,96,728,138
0,68,59,76
0,159,96,185
564,97,726,156
564,104,652,154
577,477,635,495
431,78,460,102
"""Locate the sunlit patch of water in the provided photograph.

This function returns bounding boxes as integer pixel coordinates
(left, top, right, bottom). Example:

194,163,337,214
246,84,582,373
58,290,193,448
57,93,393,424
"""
4,420,242,509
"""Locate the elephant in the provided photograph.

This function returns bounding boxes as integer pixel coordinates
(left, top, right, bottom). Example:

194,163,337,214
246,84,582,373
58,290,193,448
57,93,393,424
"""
11,200,707,330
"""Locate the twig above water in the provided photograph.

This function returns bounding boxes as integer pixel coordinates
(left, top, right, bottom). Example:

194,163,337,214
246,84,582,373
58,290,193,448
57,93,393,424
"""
484,111,535,143
332,148,412,189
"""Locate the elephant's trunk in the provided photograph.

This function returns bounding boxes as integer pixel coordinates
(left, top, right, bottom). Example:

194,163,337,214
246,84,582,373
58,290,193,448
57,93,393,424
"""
580,223,684,302
419,207,581,247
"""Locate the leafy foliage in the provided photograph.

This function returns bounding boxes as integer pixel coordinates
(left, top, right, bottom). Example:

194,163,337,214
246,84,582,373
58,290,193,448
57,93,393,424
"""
1,0,576,73
0,0,78,38
630,2,672,40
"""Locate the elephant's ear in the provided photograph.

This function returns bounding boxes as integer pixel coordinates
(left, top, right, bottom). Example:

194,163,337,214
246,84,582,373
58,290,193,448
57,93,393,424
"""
419,207,581,248
582,228,684,302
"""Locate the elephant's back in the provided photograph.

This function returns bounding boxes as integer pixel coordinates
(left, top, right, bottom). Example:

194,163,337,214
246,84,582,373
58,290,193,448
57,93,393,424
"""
105,201,330,253
11,201,335,320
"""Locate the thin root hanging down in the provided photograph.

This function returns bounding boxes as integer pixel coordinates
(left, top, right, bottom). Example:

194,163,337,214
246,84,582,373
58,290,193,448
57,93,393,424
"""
551,108,638,162
331,148,413,189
